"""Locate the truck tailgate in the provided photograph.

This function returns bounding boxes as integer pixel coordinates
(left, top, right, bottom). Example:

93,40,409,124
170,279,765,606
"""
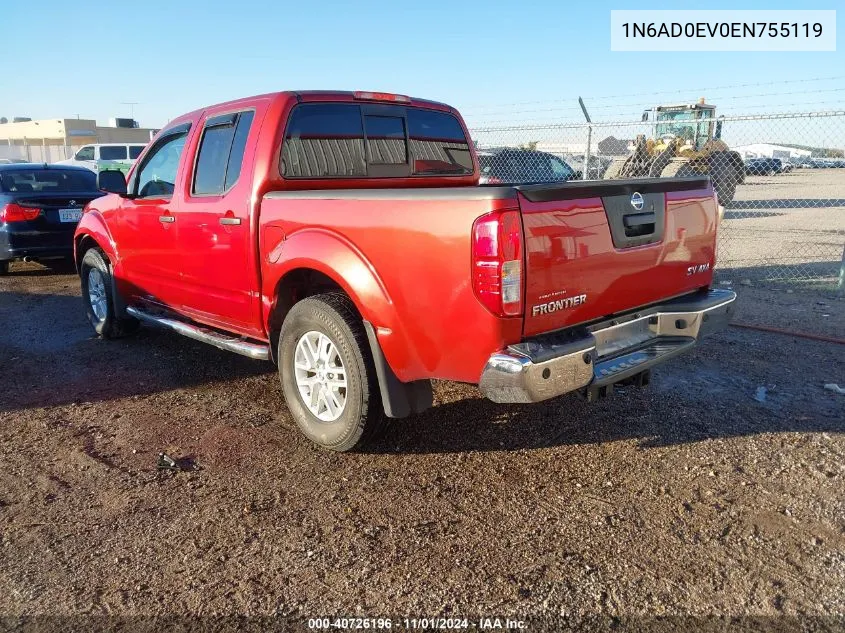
517,177,717,337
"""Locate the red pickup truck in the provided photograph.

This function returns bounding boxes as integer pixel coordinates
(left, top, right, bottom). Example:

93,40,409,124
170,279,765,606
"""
74,90,735,451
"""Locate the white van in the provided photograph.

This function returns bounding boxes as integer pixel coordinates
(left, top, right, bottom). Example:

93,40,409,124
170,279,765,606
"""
56,143,147,174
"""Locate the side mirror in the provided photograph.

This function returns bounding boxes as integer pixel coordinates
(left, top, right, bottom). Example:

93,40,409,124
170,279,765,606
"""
98,169,128,195
641,110,649,122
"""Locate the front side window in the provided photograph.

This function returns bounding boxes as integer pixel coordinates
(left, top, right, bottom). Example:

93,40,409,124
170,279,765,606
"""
192,110,254,195
136,131,188,198
99,146,127,160
75,146,94,161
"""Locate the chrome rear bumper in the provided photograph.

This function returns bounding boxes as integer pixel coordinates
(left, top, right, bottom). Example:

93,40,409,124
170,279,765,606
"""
479,289,736,404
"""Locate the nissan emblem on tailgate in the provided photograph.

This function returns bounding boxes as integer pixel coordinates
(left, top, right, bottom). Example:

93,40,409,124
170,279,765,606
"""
630,192,644,210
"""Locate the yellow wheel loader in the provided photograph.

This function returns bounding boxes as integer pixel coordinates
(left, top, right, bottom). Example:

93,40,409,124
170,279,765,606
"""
604,99,745,206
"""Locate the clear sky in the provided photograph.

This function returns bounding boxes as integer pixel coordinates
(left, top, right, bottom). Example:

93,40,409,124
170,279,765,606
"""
2,0,842,129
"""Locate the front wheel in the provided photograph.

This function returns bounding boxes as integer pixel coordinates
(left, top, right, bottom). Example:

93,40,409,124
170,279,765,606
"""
278,293,384,452
0,260,9,275
79,248,139,338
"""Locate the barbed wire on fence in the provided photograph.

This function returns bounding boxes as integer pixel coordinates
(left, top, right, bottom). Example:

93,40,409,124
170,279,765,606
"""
470,110,845,286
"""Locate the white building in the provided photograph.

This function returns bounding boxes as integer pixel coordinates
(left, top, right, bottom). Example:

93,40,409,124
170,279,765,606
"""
731,143,812,160
0,117,158,163
536,141,590,155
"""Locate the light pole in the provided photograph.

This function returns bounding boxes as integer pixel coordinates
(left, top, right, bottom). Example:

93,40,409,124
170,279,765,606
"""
120,102,139,120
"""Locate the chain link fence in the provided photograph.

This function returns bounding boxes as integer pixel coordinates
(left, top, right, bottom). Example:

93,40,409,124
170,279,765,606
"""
470,111,845,289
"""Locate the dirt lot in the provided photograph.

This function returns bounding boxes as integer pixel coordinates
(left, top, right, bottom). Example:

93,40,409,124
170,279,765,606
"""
1,264,844,632
718,169,845,284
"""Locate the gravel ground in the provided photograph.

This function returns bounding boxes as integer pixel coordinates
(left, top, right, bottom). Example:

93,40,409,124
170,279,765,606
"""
717,169,845,283
1,264,844,632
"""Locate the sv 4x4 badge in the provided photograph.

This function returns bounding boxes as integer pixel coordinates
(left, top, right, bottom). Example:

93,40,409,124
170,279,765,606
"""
687,262,711,276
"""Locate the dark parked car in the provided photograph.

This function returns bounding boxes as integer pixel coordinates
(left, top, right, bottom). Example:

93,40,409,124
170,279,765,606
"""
478,148,581,184
744,157,783,176
0,164,105,274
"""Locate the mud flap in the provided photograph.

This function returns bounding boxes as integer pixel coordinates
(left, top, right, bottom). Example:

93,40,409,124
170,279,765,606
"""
363,321,433,419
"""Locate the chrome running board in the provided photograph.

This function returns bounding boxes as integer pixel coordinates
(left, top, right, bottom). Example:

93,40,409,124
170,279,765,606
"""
126,306,270,361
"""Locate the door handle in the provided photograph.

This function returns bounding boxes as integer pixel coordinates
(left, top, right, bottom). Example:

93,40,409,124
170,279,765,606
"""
219,216,241,226
159,215,175,224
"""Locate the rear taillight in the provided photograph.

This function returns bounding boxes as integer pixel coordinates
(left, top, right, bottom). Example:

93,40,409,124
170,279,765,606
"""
472,210,524,317
0,203,41,223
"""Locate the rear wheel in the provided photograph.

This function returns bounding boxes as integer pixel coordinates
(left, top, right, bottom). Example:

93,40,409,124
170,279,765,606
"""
79,248,139,338
278,293,384,452
0,260,9,275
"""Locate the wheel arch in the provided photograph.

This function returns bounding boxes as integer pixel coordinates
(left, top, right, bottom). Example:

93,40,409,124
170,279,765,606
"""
74,210,119,273
263,230,431,419
262,228,398,342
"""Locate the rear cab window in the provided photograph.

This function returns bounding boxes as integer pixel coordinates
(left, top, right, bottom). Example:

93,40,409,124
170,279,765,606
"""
281,103,473,179
0,169,97,193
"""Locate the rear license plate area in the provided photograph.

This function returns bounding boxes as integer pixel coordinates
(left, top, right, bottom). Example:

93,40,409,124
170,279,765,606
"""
59,208,83,223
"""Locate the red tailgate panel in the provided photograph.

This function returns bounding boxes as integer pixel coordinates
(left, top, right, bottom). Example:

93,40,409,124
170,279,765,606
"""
520,187,717,337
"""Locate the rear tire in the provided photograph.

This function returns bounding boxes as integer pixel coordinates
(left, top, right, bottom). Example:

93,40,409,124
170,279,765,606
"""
708,157,739,206
79,248,139,339
278,293,384,452
0,260,9,275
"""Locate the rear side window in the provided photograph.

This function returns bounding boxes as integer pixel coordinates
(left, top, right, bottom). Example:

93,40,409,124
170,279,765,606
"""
100,146,127,160
129,145,145,159
0,169,97,193
281,103,472,178
192,111,254,195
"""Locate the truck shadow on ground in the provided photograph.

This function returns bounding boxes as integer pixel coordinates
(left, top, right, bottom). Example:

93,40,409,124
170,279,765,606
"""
365,371,845,455
3,290,843,455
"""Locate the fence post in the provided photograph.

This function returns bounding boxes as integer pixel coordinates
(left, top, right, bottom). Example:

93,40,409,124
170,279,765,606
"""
578,97,593,181
583,124,592,181
839,243,845,296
